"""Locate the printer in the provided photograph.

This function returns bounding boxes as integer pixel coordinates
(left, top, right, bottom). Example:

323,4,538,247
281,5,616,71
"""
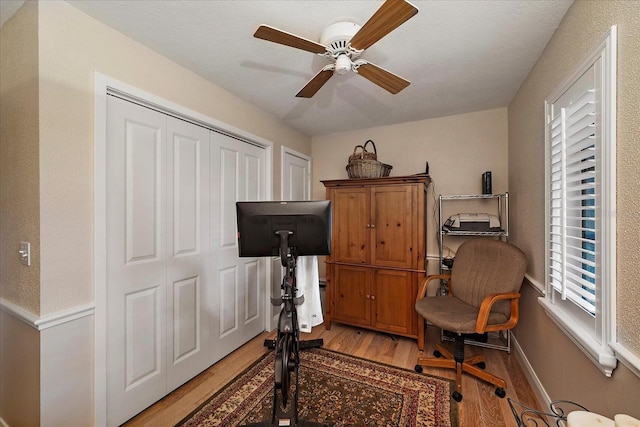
443,213,501,232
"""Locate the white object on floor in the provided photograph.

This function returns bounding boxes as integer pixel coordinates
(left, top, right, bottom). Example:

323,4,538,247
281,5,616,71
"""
567,411,640,427
615,414,640,427
295,256,323,333
567,411,614,426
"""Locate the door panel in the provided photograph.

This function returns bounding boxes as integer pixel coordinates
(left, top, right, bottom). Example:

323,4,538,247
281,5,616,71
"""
171,276,199,363
124,286,162,389
107,97,168,426
332,189,370,264
372,269,413,334
371,186,413,268
333,265,370,325
165,117,210,391
218,266,238,337
211,133,266,359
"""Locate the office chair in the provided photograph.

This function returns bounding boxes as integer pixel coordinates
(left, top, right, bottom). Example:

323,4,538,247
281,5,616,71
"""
414,238,527,402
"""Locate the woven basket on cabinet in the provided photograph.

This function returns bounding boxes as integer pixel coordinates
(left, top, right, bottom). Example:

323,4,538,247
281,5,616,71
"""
346,140,392,178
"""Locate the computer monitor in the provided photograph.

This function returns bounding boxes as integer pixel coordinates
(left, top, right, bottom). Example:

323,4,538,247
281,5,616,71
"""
236,200,331,258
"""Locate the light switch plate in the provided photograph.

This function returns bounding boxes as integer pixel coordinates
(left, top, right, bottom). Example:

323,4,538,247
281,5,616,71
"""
19,241,31,266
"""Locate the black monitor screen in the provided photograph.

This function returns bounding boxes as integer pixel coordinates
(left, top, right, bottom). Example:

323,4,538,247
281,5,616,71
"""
236,200,331,257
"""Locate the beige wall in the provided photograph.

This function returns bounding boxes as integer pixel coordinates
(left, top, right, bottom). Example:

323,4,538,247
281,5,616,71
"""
312,107,509,277
3,0,639,422
509,0,640,417
0,0,40,314
0,1,311,423
31,0,311,315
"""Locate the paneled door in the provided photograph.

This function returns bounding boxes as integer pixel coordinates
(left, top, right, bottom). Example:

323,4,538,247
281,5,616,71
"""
106,97,168,426
370,185,414,268
106,96,211,425
105,95,267,425
270,148,312,328
210,132,267,359
165,117,212,392
282,148,311,201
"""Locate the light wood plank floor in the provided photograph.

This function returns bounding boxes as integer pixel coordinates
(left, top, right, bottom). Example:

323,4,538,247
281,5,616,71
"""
124,323,542,426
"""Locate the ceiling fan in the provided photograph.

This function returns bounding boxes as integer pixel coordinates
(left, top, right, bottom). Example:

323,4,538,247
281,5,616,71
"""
253,0,419,98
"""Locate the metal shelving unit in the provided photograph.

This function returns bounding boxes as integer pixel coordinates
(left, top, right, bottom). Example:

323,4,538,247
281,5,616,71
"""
437,192,511,352
438,193,509,273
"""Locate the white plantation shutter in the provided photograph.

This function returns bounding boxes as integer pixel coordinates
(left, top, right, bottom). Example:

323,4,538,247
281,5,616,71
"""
542,26,617,376
548,87,597,315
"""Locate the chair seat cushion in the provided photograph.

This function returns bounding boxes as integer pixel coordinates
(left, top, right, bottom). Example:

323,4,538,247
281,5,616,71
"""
415,296,508,334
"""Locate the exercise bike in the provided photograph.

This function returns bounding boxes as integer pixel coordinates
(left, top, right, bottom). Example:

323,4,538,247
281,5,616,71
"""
245,231,330,427
236,200,332,427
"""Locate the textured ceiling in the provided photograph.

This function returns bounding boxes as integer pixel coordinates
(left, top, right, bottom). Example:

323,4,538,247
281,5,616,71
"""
2,0,573,137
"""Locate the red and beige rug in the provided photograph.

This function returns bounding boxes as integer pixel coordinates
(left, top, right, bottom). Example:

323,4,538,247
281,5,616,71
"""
177,348,458,427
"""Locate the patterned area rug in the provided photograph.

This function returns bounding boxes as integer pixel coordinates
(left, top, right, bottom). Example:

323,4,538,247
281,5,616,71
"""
177,348,458,427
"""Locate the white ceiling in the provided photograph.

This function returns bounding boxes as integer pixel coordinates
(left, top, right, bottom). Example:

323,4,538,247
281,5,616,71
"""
2,0,573,137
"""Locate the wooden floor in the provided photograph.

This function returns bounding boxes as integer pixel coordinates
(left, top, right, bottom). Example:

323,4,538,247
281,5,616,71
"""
124,323,542,426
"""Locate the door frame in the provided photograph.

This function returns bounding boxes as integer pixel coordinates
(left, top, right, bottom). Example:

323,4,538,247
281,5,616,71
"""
93,73,273,426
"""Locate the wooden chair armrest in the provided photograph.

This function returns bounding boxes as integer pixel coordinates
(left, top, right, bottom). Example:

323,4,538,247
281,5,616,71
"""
417,274,451,299
475,292,521,333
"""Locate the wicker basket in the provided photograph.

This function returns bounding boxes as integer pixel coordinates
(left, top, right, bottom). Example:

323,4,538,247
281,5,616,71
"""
346,159,393,178
348,140,378,162
346,139,392,178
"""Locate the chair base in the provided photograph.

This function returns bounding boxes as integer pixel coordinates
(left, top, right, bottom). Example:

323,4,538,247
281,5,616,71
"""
415,342,507,402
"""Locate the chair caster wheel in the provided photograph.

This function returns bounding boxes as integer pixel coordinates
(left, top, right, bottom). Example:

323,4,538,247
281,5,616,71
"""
414,365,423,373
477,362,486,369
433,350,442,358
452,391,463,402
495,388,506,398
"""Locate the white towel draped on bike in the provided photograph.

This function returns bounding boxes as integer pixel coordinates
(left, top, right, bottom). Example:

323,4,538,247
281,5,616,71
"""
294,255,324,333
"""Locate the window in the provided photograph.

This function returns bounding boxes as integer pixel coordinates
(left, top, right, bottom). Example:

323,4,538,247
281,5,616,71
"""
540,26,617,376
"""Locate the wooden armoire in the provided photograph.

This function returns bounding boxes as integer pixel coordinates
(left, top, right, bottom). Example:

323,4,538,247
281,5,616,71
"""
322,174,431,340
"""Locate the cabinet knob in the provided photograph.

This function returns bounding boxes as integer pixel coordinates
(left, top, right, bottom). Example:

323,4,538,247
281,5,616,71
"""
366,294,370,299
371,295,375,300
370,224,376,228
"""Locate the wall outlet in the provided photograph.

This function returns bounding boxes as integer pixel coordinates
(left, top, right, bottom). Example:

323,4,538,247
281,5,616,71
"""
19,242,31,266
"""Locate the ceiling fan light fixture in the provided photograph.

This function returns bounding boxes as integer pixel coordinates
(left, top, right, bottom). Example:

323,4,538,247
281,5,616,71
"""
319,22,361,52
253,0,418,97
334,54,351,75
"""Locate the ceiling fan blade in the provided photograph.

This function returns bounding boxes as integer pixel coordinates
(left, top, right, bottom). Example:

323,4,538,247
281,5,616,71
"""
296,69,334,98
356,62,410,94
254,25,327,54
349,0,418,51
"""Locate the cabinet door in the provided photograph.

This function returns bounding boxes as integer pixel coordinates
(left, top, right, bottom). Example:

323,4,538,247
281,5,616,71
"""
371,185,414,268
332,188,370,264
371,269,414,335
332,265,370,326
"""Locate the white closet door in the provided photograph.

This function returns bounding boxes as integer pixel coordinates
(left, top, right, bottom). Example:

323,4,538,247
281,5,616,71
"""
165,117,211,392
106,96,168,426
210,132,267,359
106,98,212,425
